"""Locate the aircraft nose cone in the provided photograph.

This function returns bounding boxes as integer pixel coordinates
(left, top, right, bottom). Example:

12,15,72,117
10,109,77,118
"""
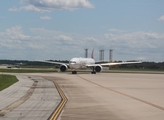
69,63,74,69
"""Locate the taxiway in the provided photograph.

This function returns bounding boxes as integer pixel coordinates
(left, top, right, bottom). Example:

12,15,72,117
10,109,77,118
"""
0,73,164,120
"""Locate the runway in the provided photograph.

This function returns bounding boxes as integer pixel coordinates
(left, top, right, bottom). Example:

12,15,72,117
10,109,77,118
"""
0,73,164,120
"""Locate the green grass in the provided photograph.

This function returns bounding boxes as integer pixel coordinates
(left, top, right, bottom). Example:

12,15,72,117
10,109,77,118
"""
0,69,58,73
111,68,164,71
0,75,18,91
20,65,56,69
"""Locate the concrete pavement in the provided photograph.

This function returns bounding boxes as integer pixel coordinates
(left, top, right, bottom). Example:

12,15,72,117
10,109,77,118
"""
0,72,164,120
0,75,61,120
44,73,164,120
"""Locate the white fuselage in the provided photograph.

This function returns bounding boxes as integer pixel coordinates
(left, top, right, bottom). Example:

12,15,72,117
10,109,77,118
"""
69,58,95,69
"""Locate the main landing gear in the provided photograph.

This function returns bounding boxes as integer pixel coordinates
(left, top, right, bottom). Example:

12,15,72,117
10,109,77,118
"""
91,71,96,74
91,67,96,74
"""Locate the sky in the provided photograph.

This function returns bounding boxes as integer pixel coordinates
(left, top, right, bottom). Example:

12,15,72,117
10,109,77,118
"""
0,0,164,62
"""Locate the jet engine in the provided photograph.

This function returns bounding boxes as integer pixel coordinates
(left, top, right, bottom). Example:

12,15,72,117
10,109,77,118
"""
60,64,68,72
95,65,102,72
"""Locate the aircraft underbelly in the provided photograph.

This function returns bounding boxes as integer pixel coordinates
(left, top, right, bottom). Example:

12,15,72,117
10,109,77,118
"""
81,65,87,69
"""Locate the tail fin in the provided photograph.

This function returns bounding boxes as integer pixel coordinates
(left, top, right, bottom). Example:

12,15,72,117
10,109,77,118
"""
91,48,94,59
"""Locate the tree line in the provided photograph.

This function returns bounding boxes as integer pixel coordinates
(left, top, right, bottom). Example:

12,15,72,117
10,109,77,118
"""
113,62,164,70
0,60,164,70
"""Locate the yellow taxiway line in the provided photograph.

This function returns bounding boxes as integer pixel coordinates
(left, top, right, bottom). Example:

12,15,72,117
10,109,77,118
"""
48,80,68,120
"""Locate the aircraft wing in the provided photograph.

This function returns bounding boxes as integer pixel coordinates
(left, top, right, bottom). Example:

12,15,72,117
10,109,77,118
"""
101,61,142,66
87,61,142,67
36,60,69,66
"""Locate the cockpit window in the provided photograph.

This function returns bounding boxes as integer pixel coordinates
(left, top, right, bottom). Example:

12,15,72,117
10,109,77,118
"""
69,61,76,63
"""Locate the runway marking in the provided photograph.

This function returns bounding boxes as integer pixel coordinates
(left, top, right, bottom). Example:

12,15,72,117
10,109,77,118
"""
0,78,38,116
45,78,68,120
77,75,164,111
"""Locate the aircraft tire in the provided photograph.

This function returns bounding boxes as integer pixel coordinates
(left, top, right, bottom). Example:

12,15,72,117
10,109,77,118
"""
91,71,96,74
72,71,77,74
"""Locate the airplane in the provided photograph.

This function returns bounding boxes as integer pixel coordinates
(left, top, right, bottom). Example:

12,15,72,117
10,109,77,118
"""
37,49,142,74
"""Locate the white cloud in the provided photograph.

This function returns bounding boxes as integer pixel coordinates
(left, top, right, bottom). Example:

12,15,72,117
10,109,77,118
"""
57,35,73,41
0,26,31,49
109,28,125,33
158,15,164,21
0,26,51,50
0,26,164,61
40,16,51,20
20,5,51,13
4,26,30,41
86,37,97,42
9,0,94,13
0,26,77,50
104,31,164,49
9,5,50,13
8,6,20,12
103,30,164,61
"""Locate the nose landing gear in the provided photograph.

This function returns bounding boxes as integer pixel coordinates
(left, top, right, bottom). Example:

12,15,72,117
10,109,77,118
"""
72,71,77,74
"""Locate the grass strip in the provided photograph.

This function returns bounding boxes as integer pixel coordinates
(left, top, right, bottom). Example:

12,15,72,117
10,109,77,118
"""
0,69,57,73
0,75,18,91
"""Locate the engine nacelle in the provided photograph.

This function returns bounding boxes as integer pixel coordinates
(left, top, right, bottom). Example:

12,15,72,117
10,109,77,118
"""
60,64,68,72
95,65,102,72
